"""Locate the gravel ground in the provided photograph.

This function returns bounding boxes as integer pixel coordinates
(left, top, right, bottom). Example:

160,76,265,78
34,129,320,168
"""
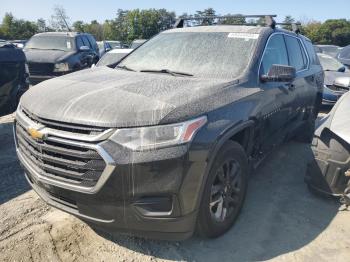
0,113,349,262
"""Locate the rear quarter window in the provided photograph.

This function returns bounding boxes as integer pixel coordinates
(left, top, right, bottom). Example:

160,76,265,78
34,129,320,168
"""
304,40,319,65
285,35,307,71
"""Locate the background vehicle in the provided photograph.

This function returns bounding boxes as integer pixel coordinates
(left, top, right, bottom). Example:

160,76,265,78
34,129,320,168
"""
314,44,342,58
338,45,350,69
16,15,323,240
106,40,122,49
10,40,27,49
95,48,132,67
0,43,29,116
97,41,112,57
24,32,100,85
306,91,350,207
130,39,147,49
318,53,350,105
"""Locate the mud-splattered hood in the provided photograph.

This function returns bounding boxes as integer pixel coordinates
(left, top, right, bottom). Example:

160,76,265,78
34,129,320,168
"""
20,67,259,128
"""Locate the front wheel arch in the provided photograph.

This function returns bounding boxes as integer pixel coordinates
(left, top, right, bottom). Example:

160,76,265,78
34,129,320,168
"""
193,121,256,214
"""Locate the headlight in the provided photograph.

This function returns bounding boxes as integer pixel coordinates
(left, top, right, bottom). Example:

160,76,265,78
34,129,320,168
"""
53,63,70,72
110,116,207,151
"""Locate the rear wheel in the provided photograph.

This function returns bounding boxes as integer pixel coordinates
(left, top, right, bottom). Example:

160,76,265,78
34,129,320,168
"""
196,141,248,238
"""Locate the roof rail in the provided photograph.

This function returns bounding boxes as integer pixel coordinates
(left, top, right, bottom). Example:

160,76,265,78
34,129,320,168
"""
174,15,277,29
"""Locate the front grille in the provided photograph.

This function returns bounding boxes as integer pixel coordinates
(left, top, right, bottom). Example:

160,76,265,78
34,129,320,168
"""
16,120,107,188
327,85,349,92
28,63,54,76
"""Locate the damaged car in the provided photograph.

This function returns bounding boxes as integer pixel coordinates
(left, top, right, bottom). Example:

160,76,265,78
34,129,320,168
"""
24,32,99,85
15,15,323,240
0,43,29,117
318,53,350,105
306,91,350,208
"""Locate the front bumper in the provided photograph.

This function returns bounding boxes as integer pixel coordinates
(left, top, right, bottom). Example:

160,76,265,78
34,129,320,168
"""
14,110,209,240
322,86,347,105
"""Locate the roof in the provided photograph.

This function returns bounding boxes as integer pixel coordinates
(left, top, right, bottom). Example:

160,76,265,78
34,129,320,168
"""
33,32,89,37
164,25,265,34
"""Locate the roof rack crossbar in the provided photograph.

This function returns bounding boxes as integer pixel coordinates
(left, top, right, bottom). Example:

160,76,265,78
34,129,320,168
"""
174,15,277,29
275,22,301,33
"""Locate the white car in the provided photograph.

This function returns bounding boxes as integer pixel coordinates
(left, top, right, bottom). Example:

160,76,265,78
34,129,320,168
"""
95,49,133,67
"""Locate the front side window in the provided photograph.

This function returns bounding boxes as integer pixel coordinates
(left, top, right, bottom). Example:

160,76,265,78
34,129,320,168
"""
260,34,289,75
76,37,84,49
285,36,307,71
119,31,259,79
81,36,92,48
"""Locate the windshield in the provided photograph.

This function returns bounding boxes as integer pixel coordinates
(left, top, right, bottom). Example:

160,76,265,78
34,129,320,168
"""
97,52,129,67
119,32,258,79
339,46,350,59
107,41,121,49
318,54,344,71
25,35,74,51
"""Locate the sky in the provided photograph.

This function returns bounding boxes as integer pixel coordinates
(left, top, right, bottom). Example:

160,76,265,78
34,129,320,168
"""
1,0,349,24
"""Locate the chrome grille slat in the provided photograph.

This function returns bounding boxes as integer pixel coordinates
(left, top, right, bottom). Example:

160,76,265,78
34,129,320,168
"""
16,123,101,159
17,136,105,171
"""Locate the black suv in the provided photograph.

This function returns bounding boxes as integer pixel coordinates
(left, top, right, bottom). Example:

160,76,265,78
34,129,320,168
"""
15,16,323,240
24,32,99,85
0,43,29,117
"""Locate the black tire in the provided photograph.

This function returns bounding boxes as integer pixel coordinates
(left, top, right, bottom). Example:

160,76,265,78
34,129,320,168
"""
294,119,315,144
196,140,249,238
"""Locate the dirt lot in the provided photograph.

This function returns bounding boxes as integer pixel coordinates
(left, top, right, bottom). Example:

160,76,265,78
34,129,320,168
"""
1,113,350,262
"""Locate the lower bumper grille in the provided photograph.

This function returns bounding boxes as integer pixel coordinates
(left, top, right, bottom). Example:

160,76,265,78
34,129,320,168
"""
16,122,107,188
28,63,54,76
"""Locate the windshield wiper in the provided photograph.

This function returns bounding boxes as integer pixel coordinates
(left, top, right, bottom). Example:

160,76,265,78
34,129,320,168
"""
140,69,193,77
116,65,136,72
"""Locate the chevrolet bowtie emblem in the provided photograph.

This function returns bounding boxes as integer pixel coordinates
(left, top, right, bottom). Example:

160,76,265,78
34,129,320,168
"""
28,127,45,140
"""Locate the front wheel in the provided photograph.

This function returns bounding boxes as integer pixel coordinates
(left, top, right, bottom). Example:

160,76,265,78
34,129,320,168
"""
196,141,249,238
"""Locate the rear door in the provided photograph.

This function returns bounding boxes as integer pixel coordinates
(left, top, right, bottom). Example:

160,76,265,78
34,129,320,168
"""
0,62,21,116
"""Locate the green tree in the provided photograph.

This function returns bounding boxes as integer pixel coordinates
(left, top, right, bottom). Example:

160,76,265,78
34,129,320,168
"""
222,14,246,25
50,5,71,31
0,13,38,39
195,8,216,25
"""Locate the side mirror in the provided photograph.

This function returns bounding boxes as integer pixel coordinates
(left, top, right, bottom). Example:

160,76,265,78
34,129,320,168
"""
338,66,346,73
105,47,111,52
79,46,90,52
261,64,296,83
334,77,350,88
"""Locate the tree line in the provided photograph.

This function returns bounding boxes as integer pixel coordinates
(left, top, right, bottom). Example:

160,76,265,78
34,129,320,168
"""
1,7,350,46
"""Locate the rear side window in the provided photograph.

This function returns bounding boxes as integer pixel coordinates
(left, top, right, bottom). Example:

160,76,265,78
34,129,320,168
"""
261,34,289,75
285,36,307,71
